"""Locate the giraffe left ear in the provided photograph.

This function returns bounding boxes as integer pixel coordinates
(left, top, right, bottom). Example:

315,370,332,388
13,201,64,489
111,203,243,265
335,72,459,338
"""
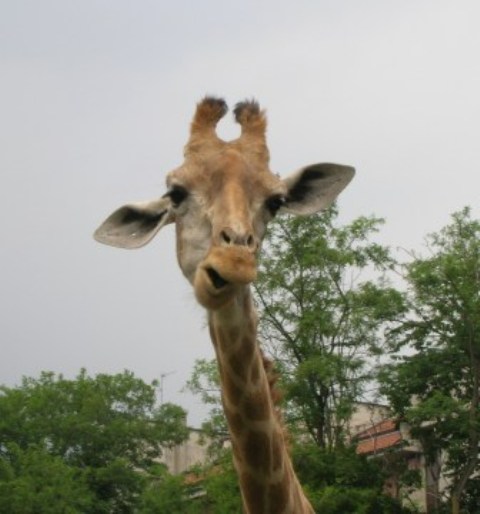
94,197,174,249
281,163,355,215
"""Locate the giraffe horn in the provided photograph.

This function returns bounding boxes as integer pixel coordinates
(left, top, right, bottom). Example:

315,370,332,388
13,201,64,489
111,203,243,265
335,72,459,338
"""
189,96,227,138
233,99,267,139
234,99,269,167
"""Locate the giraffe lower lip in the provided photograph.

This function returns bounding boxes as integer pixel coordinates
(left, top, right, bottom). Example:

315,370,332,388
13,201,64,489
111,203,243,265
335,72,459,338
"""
206,267,229,289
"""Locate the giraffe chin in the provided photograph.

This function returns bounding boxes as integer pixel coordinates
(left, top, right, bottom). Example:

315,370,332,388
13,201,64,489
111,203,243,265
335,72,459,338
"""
193,246,257,310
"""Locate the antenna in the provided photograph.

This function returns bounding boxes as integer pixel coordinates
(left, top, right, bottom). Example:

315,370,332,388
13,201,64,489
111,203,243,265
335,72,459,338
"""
159,371,176,405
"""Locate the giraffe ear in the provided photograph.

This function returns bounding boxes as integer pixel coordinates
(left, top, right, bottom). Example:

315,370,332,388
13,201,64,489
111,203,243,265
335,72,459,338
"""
281,163,355,215
94,197,174,249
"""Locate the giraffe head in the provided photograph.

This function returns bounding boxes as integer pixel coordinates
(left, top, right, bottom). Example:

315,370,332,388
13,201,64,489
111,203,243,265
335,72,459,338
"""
94,97,354,310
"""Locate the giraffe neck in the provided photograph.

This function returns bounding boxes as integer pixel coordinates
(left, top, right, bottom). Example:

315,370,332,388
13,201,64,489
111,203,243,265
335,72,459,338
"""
208,288,314,514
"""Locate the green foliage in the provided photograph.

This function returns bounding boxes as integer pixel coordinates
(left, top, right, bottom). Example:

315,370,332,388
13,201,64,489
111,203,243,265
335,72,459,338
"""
138,464,194,514
293,443,384,490
201,451,243,514
184,359,228,458
311,486,413,514
184,359,221,407
293,444,415,513
254,207,405,447
0,370,189,513
380,207,480,512
139,450,242,514
0,444,93,514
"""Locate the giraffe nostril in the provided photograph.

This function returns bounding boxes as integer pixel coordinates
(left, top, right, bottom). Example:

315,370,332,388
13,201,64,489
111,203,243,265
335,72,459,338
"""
221,230,232,245
219,227,255,249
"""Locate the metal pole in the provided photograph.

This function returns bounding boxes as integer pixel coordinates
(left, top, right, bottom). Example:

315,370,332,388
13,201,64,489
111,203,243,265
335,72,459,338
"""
159,371,175,405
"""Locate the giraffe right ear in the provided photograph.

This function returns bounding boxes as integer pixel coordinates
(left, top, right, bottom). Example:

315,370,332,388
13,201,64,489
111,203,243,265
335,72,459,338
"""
281,163,355,215
93,197,174,249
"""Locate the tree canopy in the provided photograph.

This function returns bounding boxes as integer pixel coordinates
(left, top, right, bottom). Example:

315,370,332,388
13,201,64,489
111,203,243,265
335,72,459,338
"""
254,207,404,447
380,207,480,514
0,370,189,513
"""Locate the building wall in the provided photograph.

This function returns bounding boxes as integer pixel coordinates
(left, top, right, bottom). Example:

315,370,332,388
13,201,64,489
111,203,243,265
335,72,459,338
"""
348,402,391,437
160,429,210,474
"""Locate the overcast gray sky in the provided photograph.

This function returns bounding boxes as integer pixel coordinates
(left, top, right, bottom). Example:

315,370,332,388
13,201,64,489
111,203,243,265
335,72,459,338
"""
1,0,479,427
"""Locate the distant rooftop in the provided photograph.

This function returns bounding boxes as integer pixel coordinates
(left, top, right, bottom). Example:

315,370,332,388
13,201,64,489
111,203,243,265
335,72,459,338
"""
355,418,403,455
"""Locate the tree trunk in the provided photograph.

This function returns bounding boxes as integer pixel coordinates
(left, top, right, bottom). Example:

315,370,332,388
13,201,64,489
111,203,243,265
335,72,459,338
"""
451,493,460,514
450,357,480,514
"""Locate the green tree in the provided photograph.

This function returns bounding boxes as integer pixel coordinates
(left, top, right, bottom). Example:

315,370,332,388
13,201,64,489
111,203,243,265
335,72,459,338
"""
201,450,243,514
139,452,242,514
0,370,189,513
380,207,480,514
0,443,93,514
138,463,196,514
312,485,414,514
293,443,418,513
184,358,227,457
254,207,404,447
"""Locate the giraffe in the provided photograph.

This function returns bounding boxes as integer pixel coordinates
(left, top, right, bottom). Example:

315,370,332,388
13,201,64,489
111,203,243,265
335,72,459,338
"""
94,97,354,513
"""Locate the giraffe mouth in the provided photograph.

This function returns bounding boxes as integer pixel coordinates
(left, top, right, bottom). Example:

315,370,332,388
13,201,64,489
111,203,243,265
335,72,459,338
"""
206,267,229,289
194,247,257,309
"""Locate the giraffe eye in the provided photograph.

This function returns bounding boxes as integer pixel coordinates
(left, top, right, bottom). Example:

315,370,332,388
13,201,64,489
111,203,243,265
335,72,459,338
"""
265,195,286,215
165,185,188,206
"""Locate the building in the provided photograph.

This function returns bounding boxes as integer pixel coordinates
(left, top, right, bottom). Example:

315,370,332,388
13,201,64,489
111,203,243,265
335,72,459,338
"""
355,416,445,513
160,428,210,474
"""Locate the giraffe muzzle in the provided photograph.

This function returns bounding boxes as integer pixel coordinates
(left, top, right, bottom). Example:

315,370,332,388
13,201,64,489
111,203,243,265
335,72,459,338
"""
203,246,257,285
194,246,257,309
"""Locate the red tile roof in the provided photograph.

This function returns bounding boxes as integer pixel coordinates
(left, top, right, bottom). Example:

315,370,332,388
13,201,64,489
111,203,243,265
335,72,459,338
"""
356,431,403,454
355,418,403,455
